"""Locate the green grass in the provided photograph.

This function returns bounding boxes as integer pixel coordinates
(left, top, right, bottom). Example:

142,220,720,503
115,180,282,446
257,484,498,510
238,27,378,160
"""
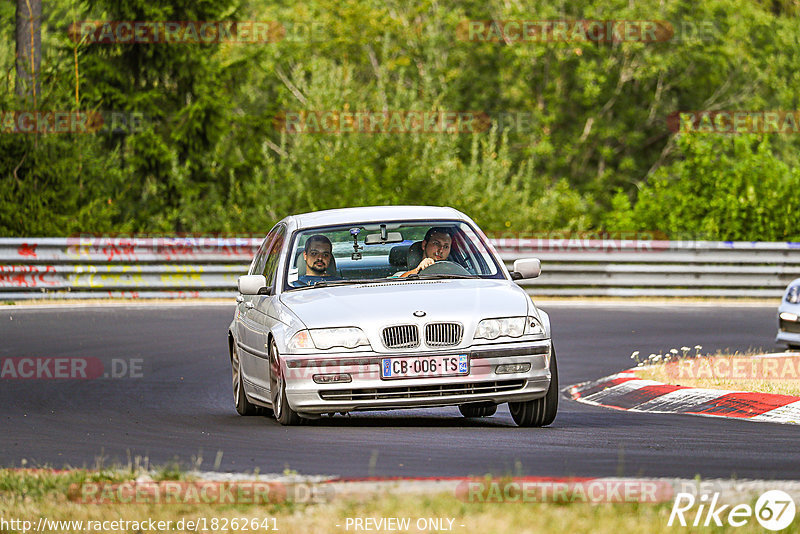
1,469,796,533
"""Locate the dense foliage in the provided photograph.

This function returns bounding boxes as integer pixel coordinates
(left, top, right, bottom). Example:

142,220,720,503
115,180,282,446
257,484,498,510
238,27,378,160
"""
2,0,799,239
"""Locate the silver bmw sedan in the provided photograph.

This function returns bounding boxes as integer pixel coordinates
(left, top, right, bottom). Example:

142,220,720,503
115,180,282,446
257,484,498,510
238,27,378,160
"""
227,206,556,426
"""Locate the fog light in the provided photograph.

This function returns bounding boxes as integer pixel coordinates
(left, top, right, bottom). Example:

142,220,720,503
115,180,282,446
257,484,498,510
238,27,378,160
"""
496,363,531,374
313,373,352,384
780,312,799,322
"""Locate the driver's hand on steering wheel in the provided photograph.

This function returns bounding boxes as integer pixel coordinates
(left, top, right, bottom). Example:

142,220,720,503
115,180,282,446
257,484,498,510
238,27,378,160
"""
414,257,435,274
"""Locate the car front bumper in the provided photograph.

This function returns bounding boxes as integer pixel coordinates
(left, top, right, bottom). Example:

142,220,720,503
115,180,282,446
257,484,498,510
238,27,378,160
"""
777,303,800,347
776,330,800,347
282,340,552,414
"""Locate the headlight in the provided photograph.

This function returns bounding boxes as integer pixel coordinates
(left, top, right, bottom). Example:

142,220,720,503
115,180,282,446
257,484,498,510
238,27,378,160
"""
787,285,800,304
288,328,370,350
474,317,544,340
287,330,314,350
311,327,370,350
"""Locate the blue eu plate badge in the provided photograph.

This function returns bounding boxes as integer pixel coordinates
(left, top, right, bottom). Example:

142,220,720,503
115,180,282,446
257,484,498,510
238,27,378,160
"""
383,359,392,377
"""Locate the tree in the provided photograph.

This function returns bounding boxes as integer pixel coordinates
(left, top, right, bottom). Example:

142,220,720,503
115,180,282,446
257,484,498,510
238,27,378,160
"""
15,0,41,101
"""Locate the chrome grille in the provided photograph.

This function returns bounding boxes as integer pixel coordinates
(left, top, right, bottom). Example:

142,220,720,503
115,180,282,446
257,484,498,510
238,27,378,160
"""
425,322,463,347
382,325,419,349
319,380,525,401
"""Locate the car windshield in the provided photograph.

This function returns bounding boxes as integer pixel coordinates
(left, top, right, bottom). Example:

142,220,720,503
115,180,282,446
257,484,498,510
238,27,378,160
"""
284,220,504,290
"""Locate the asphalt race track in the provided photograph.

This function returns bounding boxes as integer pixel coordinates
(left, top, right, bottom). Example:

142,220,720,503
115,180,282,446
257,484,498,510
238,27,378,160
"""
1,303,797,479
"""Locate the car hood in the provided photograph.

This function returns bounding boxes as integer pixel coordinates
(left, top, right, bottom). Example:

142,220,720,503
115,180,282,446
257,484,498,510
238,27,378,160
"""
279,279,530,329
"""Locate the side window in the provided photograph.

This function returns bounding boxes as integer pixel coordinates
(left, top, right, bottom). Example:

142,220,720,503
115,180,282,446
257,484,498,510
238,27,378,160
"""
249,237,271,276
262,225,286,289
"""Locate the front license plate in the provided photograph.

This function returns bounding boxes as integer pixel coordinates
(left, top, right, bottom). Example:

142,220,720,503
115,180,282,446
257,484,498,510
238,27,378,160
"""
381,354,469,380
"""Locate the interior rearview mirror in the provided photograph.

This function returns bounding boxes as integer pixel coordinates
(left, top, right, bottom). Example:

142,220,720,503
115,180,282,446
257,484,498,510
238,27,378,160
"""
364,232,404,245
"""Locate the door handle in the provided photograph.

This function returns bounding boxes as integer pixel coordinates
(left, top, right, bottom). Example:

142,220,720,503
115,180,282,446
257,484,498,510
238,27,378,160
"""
244,301,255,309
236,295,244,303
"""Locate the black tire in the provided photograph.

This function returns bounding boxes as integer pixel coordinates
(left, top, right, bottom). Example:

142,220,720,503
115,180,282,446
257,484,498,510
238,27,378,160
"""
458,404,498,418
231,343,259,416
269,339,301,426
508,347,559,427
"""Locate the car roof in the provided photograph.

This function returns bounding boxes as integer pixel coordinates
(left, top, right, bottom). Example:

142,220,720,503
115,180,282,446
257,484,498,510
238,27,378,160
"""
286,205,468,229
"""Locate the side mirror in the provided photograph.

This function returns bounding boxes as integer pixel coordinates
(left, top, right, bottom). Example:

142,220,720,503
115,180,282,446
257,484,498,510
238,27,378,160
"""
238,275,267,295
510,258,541,280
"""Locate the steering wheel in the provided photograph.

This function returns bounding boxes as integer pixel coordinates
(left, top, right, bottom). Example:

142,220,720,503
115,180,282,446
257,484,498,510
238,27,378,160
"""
419,260,471,276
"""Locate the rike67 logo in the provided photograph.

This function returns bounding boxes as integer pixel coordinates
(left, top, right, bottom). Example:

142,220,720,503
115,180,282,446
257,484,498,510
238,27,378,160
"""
669,490,796,530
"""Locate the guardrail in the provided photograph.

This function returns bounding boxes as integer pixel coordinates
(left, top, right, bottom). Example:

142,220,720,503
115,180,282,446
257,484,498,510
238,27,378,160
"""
494,238,800,298
1,237,799,299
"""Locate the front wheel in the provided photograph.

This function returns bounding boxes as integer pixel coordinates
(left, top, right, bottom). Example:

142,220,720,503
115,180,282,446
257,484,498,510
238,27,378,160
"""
269,339,301,426
508,347,558,427
232,344,258,416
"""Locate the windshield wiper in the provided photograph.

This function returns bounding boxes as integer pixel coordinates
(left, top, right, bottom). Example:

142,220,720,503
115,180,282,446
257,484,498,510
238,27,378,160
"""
323,278,387,286
418,274,479,279
396,273,479,281
291,278,389,290
290,274,477,290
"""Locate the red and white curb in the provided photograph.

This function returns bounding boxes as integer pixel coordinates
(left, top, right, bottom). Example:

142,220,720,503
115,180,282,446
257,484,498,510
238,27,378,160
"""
567,369,800,424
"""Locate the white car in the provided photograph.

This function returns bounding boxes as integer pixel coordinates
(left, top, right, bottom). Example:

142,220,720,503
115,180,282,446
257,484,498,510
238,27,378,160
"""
777,277,800,349
227,206,556,426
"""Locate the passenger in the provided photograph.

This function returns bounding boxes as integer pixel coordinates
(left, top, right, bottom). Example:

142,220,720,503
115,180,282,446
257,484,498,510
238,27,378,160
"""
295,235,340,286
400,227,452,277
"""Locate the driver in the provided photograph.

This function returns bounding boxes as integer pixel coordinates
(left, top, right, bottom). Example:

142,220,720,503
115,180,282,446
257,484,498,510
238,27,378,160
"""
400,227,452,277
294,235,340,286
